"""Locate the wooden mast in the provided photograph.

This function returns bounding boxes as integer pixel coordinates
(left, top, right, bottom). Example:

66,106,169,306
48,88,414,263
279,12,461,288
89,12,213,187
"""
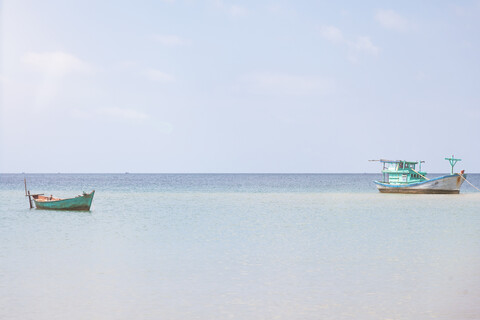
445,155,462,174
24,178,33,209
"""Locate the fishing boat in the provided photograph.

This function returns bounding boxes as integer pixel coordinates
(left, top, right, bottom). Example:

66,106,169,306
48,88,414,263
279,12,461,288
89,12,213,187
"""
370,156,466,194
24,179,95,211
31,191,95,211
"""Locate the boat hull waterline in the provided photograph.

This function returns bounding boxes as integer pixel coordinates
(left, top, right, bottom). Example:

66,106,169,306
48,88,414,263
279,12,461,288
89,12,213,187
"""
33,191,95,211
374,174,465,194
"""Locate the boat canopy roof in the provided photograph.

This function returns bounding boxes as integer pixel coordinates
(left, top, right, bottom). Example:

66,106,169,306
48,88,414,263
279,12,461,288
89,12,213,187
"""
373,159,421,164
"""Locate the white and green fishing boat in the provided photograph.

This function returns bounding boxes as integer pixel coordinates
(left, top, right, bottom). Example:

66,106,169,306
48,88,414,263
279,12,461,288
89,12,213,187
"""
371,156,466,194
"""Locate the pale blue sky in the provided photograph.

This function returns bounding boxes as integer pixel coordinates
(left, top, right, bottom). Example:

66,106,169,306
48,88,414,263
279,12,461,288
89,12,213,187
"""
1,0,479,173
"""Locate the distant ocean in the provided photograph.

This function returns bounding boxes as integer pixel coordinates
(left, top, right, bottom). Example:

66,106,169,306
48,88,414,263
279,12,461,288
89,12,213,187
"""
1,173,479,320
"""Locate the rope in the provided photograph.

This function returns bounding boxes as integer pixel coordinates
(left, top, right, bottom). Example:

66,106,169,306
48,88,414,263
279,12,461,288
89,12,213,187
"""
410,168,429,180
457,173,480,192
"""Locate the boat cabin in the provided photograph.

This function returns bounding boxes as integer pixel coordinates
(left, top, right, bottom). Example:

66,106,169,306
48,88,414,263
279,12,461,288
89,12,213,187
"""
379,160,427,185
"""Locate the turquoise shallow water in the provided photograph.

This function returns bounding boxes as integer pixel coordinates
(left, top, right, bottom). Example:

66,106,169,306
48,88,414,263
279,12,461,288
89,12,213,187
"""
1,174,480,320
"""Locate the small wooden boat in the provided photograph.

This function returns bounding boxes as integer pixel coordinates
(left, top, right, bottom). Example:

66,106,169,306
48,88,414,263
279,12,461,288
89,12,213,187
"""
25,179,95,211
370,156,466,194
32,191,95,211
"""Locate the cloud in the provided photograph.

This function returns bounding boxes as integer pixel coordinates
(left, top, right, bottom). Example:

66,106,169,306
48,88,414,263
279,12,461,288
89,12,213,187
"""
453,3,480,17
144,69,175,83
214,0,248,17
118,60,139,69
319,26,379,61
267,4,293,16
229,5,247,16
242,73,335,96
319,26,344,44
22,51,93,76
97,107,149,121
0,74,10,85
375,9,410,32
416,71,427,81
82,107,174,133
453,5,470,16
152,34,190,47
351,36,379,56
21,51,93,109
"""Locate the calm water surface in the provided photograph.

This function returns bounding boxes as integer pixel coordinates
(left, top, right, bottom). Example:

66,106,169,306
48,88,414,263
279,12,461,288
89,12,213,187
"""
1,174,479,320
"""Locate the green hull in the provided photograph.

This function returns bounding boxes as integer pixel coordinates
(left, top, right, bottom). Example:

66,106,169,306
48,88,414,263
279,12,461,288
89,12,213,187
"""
34,191,95,211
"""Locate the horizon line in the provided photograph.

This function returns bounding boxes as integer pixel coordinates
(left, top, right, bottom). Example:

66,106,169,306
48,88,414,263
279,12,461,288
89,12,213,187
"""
2,172,478,175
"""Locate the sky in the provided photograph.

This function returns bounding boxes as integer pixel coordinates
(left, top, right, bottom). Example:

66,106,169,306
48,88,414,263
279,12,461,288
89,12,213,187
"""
1,0,479,173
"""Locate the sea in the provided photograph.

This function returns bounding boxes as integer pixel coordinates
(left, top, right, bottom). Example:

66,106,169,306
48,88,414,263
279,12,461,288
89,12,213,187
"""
1,173,479,320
